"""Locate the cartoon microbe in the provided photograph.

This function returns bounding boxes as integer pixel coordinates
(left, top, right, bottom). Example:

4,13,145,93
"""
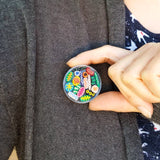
77,87,85,97
68,92,78,101
94,72,100,87
72,76,81,86
83,78,89,89
86,67,94,76
80,95,91,102
91,76,96,85
82,72,88,78
80,72,84,85
85,90,95,97
73,84,81,95
65,82,74,92
91,85,99,93
88,75,91,90
66,72,73,82
74,71,80,76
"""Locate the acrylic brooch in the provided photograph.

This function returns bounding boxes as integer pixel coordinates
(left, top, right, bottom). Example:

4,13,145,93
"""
63,65,102,103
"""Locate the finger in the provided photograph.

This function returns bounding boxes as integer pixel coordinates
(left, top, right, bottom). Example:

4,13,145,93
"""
108,47,153,118
67,45,132,67
89,91,139,112
141,44,160,98
109,80,153,118
112,79,153,118
109,68,153,118
121,43,160,102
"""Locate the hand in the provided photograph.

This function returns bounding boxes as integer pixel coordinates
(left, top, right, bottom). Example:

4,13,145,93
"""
67,43,160,118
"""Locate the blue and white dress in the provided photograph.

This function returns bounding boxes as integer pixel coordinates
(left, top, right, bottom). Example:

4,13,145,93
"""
125,5,160,160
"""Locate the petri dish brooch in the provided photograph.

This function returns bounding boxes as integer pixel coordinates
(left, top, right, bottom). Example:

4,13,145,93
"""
63,65,102,103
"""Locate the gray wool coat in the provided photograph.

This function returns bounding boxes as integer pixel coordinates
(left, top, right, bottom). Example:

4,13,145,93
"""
1,0,160,159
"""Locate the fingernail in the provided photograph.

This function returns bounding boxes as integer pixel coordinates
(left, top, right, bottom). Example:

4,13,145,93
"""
137,106,152,119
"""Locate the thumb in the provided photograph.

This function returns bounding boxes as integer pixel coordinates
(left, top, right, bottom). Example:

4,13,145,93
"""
89,91,153,118
67,45,132,67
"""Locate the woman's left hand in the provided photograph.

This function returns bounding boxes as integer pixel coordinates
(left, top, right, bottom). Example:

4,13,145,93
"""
67,43,160,118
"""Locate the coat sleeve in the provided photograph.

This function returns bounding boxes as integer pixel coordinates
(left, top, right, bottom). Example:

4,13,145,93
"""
0,1,27,159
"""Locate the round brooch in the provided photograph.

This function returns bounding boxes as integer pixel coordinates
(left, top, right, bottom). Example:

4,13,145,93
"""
63,65,102,103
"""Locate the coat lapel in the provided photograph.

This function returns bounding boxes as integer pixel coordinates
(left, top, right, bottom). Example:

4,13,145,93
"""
106,1,144,159
105,0,125,48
